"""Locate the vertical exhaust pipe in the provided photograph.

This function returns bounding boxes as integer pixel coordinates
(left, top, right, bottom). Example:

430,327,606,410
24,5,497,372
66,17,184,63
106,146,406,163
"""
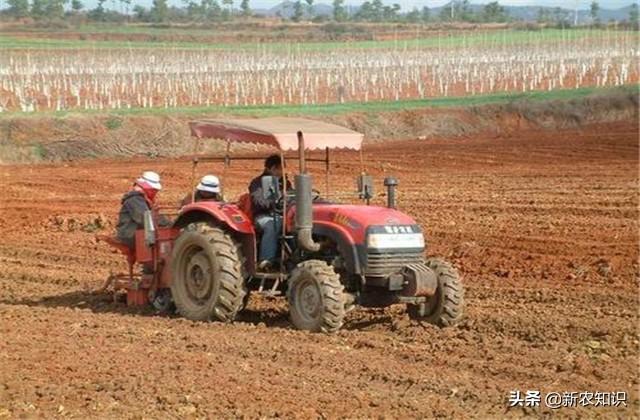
295,131,320,252
384,177,398,209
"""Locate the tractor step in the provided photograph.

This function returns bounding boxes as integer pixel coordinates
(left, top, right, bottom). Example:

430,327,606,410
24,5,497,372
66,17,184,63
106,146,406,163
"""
253,272,283,280
252,272,285,297
255,289,282,297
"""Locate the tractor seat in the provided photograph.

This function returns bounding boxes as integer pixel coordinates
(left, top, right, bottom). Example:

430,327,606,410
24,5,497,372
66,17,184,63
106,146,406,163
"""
237,192,254,221
236,193,264,239
96,235,136,266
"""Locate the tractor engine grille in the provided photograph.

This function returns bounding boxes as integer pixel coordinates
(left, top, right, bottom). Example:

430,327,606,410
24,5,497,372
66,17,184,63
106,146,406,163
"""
365,251,425,277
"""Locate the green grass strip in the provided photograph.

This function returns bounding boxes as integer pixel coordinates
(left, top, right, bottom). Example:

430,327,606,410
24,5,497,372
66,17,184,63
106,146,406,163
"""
2,85,636,119
1,28,636,51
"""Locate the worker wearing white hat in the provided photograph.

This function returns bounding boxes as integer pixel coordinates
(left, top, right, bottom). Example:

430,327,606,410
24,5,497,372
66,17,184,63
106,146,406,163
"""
180,174,223,207
197,175,221,195
136,171,162,191
116,170,166,248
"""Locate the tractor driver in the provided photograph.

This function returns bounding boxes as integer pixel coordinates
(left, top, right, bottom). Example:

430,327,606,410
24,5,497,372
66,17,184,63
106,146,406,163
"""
249,154,290,271
180,174,223,207
116,171,169,250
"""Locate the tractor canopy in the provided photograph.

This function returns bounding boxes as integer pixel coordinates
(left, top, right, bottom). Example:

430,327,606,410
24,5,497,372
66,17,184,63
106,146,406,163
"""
189,117,364,151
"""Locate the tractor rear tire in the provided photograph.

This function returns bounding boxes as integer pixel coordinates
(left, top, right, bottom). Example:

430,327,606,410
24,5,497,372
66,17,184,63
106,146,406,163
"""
171,223,247,322
287,260,346,333
407,258,464,327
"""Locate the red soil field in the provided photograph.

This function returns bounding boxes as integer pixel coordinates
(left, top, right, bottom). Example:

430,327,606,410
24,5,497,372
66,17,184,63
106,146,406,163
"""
0,120,638,417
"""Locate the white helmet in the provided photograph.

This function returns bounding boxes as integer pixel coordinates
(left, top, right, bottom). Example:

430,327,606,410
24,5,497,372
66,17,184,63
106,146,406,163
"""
197,175,220,194
136,171,162,190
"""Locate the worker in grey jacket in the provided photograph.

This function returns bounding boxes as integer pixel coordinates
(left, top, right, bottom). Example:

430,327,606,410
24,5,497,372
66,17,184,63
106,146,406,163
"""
116,171,164,249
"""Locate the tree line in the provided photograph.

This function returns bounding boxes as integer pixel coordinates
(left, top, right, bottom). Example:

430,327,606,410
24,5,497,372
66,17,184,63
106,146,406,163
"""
3,0,639,28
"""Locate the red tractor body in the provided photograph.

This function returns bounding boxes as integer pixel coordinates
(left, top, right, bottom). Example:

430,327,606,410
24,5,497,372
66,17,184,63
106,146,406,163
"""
290,203,418,245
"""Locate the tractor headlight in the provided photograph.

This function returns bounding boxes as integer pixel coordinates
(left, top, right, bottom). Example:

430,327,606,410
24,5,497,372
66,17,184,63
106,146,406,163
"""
367,233,425,250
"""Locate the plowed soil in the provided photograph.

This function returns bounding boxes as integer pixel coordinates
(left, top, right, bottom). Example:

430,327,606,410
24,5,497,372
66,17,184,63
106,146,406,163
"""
0,120,638,418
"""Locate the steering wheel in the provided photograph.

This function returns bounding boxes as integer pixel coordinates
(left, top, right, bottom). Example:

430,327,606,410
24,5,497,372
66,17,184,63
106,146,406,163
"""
274,195,285,214
274,190,322,212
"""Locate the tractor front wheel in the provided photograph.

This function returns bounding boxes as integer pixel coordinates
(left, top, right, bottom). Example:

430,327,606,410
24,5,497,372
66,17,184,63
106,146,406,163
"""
407,258,465,327
287,260,346,333
171,223,247,322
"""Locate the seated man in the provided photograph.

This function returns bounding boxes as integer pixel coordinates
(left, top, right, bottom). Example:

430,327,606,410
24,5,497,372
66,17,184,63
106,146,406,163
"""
116,171,164,249
180,175,222,207
249,155,289,271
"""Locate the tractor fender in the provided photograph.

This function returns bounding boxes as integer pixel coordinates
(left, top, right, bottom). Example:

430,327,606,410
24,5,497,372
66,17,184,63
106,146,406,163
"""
313,221,362,275
174,202,254,233
173,202,257,274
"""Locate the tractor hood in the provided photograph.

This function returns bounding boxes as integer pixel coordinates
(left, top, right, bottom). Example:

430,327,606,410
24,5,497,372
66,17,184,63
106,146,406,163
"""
287,204,420,245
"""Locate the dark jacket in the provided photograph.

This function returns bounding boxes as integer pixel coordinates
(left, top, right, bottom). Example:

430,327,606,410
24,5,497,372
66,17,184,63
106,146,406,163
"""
249,171,291,219
116,191,151,247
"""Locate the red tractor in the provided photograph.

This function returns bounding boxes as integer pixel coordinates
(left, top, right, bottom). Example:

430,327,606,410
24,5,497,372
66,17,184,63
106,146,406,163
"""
100,118,464,332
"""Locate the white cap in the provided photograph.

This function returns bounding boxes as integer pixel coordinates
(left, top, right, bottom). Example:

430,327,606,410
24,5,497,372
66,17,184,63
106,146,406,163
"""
197,175,220,194
136,171,162,190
